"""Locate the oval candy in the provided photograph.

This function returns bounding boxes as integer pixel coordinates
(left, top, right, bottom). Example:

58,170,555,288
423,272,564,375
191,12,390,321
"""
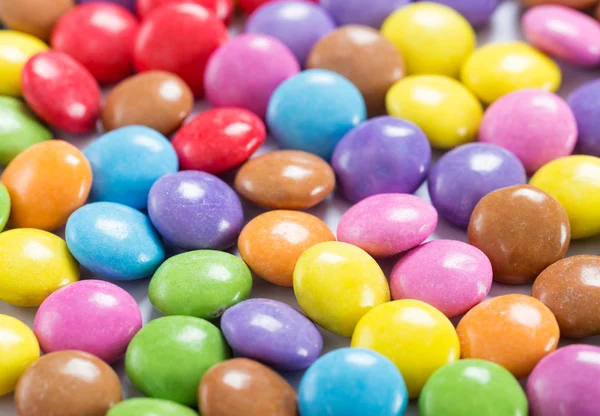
0,31,48,97
568,79,600,157
0,0,73,40
319,0,409,28
0,315,40,396
137,0,234,22
107,398,198,416
0,182,10,232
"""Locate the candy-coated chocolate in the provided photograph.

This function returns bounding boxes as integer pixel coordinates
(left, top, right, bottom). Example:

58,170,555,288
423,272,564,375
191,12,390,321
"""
199,358,298,416
0,315,39,396
0,183,9,232
0,31,48,97
521,0,598,8
238,0,316,15
331,116,431,202
568,79,600,157
126,316,230,406
267,69,366,160
137,0,234,22
15,350,122,416
234,150,335,210
2,140,92,231
0,0,73,40
468,185,570,284
79,0,135,11
320,0,410,28
351,299,460,398
294,241,390,337
299,348,408,416
428,0,500,26
238,210,335,286
596,3,600,20
307,25,405,116
457,294,559,379
107,398,199,416
205,34,300,119
149,250,252,319
221,298,323,370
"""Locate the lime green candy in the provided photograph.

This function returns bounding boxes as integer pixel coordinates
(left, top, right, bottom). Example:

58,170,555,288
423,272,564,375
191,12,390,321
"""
419,359,528,416
0,183,9,231
125,316,230,406
107,398,198,416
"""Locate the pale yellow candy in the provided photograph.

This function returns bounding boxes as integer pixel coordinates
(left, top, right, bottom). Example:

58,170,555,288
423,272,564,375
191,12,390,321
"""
0,314,39,395
0,30,48,97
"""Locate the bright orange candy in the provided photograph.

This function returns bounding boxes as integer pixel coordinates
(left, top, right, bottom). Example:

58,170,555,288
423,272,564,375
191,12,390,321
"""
1,140,92,231
457,294,559,379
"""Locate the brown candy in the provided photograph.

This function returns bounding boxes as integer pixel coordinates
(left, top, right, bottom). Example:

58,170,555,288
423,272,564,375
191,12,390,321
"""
15,350,122,416
596,3,600,20
532,255,600,338
235,150,335,210
0,0,73,40
307,25,405,117
520,0,598,8
468,185,570,284
199,358,298,416
102,71,194,135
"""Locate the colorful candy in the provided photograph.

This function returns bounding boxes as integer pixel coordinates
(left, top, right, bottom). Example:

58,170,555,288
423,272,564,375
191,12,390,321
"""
429,0,500,26
0,183,9,232
107,398,199,416
0,31,48,97
320,0,409,28
137,0,234,22
568,79,600,157
520,0,598,11
79,0,135,11
0,0,73,40
0,315,39,396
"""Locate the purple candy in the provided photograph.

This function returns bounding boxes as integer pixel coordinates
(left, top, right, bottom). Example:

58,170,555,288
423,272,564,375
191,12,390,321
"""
77,0,135,12
567,79,600,157
319,0,409,28
147,171,244,251
428,0,500,26
221,298,323,371
332,116,431,202
428,143,527,228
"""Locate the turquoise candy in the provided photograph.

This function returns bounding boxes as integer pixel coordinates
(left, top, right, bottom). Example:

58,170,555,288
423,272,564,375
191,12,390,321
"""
107,398,198,416
0,182,9,231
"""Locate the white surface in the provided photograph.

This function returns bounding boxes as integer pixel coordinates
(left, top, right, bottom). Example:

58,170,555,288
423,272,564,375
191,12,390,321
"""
1,1,600,414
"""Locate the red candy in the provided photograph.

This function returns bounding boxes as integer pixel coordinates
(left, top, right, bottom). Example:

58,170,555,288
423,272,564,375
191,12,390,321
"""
134,3,228,97
172,108,266,174
137,0,234,23
239,0,316,15
51,3,139,85
22,52,101,134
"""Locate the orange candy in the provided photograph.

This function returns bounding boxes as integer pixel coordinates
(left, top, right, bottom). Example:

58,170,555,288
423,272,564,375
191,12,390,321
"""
1,140,92,231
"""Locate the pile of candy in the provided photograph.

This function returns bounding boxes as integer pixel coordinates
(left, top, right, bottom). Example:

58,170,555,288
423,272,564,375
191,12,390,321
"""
0,0,600,415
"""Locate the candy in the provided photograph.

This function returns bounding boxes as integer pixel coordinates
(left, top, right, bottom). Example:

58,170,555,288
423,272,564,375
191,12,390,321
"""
0,31,48,97
204,34,300,119
238,210,335,286
386,75,483,149
0,0,73,40
78,0,135,12
307,25,405,116
238,0,316,15
66,202,165,280
299,348,408,416
530,155,600,239
125,316,230,406
351,300,460,398
0,183,9,232
468,185,570,284
149,250,252,319
148,171,244,251
107,398,198,416
171,108,266,174
331,116,431,202
137,0,234,22
85,126,178,209
521,0,598,8
234,150,335,210
15,350,122,416
221,298,323,370
461,42,561,104
0,315,39,396
267,69,366,160
428,0,500,26
2,140,92,231
320,0,409,28
567,79,600,157
419,359,528,416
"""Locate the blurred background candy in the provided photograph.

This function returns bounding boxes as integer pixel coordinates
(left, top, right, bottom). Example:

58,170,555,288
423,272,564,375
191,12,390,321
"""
137,0,234,22
320,0,409,28
428,0,500,27
567,79,600,157
0,31,48,97
0,0,73,40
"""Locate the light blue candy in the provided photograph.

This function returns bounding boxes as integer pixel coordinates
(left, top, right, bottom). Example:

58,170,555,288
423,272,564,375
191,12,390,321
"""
299,348,408,416
66,202,165,280
84,126,178,210
267,69,366,160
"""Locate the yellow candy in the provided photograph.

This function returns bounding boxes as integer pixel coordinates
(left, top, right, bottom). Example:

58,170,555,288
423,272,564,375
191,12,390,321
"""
461,41,561,104
0,314,39,395
381,2,476,78
0,228,79,306
351,299,460,399
386,75,483,149
293,241,390,337
0,30,48,97
530,155,600,240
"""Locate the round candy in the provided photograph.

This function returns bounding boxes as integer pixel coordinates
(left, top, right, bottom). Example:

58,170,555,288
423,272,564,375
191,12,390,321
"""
2,140,92,231
137,0,234,22
267,69,366,160
419,359,527,416
0,0,73,40
134,3,228,96
149,250,252,319
34,280,142,363
428,0,500,26
428,143,527,228
307,25,405,116
468,185,570,284
79,0,135,11
85,126,178,209
0,182,9,232
521,0,598,9
148,171,244,251
568,79,600,157
0,315,39,396
461,42,561,104
530,155,600,239
15,350,122,416
205,34,300,119
331,116,431,202
386,75,483,149
107,398,198,416
0,31,48,97
294,241,390,336
234,150,335,210
238,210,335,287
126,316,230,406
221,298,323,370
320,0,409,28
299,348,408,416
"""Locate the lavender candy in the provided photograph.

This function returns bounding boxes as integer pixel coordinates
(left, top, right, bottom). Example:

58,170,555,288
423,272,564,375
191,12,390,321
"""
429,0,500,27
567,79,600,157
77,0,135,12
319,0,409,28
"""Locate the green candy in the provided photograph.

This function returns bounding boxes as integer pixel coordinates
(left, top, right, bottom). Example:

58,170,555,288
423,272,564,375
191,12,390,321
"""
149,250,252,320
107,398,198,416
419,359,528,416
125,316,230,407
0,182,9,232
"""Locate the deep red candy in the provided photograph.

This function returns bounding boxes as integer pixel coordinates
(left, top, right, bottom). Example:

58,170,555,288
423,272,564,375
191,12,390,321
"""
137,0,234,23
238,0,316,15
